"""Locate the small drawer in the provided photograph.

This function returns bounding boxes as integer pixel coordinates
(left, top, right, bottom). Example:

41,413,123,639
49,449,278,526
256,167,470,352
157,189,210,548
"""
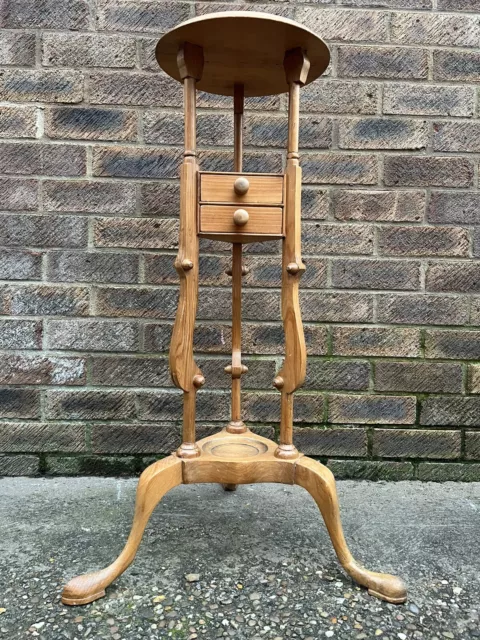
200,172,283,205
200,204,283,236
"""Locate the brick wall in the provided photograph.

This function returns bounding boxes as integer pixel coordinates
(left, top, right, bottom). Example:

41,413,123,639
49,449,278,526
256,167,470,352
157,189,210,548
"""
0,0,479,481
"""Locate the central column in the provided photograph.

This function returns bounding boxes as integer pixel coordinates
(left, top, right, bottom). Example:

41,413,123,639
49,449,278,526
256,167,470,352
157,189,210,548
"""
226,83,248,434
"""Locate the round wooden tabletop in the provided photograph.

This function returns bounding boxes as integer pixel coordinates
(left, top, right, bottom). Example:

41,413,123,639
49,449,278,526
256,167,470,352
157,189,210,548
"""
156,12,330,97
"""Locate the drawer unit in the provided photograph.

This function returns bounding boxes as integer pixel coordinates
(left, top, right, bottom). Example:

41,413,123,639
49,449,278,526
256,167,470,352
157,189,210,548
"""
198,172,284,241
200,204,283,236
200,172,283,205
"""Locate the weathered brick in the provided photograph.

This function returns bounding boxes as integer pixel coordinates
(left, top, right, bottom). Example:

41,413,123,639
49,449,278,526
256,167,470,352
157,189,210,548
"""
91,356,170,387
1,0,89,29
302,292,373,323
428,192,480,225
92,423,180,454
339,117,427,150
384,156,473,188
244,115,332,150
46,319,138,352
245,392,323,423
43,180,136,214
96,286,177,319
302,222,373,255
332,258,420,290
89,71,182,107
0,143,86,177
45,455,137,476
421,396,480,426
0,455,38,476
296,8,388,41
339,0,431,6
97,0,191,32
378,294,468,326
433,50,480,82
392,11,480,47
301,80,379,115
0,178,38,211
45,389,135,420
196,91,280,112
374,429,461,459
293,427,367,457
93,146,182,179
426,262,480,293
332,326,421,357
302,153,378,185
0,250,41,280
329,394,416,424
47,250,139,284
198,149,283,174
0,355,85,385
8,285,89,316
338,46,427,80
0,319,42,350
327,459,414,481
468,365,480,394
142,322,328,356
305,360,370,391
383,83,474,117
144,112,233,147
0,69,83,103
195,3,294,18
0,422,85,452
465,431,480,459
472,230,480,259
378,225,469,257
140,183,180,217
333,189,425,223
43,33,136,68
301,188,329,220
0,106,37,139
375,362,463,394
433,122,480,154
0,215,87,248
94,218,179,249
425,330,480,360
45,107,137,142
437,0,478,8
0,32,36,66
0,389,40,419
470,297,480,324
417,462,480,482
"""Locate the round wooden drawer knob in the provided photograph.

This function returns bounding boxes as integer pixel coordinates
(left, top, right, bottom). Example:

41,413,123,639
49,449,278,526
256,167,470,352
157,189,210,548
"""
234,177,250,195
233,208,249,226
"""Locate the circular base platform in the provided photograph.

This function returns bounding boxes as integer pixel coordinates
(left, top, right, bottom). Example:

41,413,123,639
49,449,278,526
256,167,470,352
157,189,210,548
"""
156,12,330,97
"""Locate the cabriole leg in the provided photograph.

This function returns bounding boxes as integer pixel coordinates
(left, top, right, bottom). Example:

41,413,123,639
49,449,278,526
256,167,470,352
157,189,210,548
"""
295,456,407,604
62,455,183,606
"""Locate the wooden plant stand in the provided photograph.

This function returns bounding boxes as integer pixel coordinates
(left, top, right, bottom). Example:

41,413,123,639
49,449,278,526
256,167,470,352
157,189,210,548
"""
62,12,407,607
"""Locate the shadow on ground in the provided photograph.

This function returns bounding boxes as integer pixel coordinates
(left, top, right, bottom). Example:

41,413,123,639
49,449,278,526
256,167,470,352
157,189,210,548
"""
1,478,479,639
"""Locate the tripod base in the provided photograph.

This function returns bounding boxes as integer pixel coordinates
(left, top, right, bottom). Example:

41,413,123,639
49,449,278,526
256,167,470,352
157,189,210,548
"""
62,429,407,606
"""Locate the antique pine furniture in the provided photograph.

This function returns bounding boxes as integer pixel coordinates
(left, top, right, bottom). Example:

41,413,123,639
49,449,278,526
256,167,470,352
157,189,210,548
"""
62,12,407,607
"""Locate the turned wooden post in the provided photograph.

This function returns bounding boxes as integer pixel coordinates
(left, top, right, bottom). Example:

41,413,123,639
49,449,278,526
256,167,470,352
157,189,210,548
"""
169,42,205,459
226,83,248,435
274,48,309,460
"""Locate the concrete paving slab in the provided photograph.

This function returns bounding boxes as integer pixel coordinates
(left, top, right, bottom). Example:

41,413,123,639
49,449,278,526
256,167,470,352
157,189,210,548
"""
0,478,479,639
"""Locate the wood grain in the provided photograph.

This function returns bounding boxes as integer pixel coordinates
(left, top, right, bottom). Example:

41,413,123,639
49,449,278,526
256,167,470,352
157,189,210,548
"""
200,204,283,235
200,173,283,205
156,12,330,97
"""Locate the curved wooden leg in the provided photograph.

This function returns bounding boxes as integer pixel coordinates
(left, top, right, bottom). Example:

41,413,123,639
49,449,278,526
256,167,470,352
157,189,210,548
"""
295,457,407,604
62,455,183,606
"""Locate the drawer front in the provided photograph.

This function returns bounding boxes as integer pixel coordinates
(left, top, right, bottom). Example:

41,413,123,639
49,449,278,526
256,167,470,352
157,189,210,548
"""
200,173,283,205
200,204,283,236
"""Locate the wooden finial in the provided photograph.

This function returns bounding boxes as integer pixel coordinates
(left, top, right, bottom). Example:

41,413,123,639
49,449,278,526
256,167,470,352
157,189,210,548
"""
177,42,204,81
284,47,310,86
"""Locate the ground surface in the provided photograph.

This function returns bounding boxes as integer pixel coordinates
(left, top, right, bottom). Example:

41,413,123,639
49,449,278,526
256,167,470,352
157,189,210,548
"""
0,476,479,639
